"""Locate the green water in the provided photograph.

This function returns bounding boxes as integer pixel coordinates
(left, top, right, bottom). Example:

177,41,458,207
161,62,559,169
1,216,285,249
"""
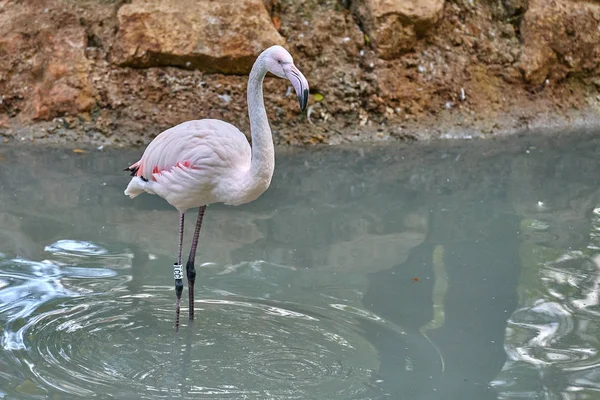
0,132,599,399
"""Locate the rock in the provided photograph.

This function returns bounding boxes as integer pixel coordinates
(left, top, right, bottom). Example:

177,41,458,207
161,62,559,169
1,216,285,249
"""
32,16,95,120
110,0,285,74
0,4,94,121
487,0,529,19
352,0,445,59
501,0,528,17
519,0,600,86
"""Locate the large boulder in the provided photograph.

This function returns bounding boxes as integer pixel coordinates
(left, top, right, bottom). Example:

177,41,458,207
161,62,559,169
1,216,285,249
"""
519,0,600,85
352,0,445,59
32,15,95,120
0,3,94,121
110,0,285,74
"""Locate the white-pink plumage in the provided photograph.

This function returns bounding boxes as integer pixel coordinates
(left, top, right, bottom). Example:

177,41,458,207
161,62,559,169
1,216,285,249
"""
125,119,254,210
123,45,309,328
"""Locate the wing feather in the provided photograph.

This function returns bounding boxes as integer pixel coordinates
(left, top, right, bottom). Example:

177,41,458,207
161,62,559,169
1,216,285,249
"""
130,119,251,182
123,119,253,211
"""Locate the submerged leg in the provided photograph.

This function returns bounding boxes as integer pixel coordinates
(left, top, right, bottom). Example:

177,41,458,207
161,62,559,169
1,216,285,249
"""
186,205,206,320
174,212,185,330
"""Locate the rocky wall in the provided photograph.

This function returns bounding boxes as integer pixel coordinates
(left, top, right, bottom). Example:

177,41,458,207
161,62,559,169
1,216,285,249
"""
0,0,599,145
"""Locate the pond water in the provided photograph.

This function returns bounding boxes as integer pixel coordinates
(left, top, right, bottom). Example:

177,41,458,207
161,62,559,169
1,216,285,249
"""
0,131,599,399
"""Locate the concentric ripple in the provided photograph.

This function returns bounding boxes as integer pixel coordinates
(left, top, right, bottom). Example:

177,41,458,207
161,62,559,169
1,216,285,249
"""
184,296,376,398
1,250,392,399
17,297,178,397
44,240,109,257
11,293,379,399
249,348,344,382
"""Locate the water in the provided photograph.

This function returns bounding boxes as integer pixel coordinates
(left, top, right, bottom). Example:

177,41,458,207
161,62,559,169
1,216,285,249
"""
0,132,599,399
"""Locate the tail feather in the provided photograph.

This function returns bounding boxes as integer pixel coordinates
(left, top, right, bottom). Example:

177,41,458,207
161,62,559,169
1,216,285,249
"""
124,178,146,199
124,161,141,177
124,160,149,199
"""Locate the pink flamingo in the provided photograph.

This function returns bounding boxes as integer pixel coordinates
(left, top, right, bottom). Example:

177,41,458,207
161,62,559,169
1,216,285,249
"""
123,46,309,328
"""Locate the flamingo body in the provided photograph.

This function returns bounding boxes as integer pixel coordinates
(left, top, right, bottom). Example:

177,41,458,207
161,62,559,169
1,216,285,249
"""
124,119,260,212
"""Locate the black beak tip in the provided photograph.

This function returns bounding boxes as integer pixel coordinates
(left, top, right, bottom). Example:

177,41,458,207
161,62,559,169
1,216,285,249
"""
299,88,309,112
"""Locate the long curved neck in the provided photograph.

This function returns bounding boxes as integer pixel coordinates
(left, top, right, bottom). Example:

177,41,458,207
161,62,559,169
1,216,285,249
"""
246,56,274,188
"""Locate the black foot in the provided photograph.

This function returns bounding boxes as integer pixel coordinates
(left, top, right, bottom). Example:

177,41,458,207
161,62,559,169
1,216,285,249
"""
186,259,196,320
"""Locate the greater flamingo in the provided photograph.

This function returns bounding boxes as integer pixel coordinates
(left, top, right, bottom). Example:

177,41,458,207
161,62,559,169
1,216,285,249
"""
123,46,309,328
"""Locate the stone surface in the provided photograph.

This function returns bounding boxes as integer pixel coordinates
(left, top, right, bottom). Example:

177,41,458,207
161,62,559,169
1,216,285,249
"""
352,0,446,59
0,0,600,145
32,16,95,120
486,0,529,18
519,0,600,85
110,0,285,74
0,3,94,121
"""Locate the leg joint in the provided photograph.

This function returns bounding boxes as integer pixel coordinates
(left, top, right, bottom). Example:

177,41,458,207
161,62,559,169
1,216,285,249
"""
186,260,196,282
175,279,183,297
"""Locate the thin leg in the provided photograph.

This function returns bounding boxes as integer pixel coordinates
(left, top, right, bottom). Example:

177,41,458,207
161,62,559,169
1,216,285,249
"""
175,212,185,330
186,205,206,320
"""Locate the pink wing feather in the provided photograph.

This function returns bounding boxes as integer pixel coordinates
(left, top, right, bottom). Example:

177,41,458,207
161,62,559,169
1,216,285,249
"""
124,119,252,211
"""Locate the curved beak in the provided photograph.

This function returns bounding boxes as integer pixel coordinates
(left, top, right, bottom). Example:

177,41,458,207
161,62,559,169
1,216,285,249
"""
284,64,309,112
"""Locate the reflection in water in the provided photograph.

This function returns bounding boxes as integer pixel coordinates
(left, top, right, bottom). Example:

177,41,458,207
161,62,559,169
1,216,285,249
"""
363,209,521,399
0,246,383,399
493,208,600,398
0,131,598,399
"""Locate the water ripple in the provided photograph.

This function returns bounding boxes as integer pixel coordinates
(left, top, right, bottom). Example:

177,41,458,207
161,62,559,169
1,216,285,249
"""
44,239,109,256
10,294,380,398
493,234,600,398
0,247,390,399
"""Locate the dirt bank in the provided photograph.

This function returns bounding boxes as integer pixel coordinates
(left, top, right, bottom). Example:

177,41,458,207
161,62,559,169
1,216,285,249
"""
1,0,599,146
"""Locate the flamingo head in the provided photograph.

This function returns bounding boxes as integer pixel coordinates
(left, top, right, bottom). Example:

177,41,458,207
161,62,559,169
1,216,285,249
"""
263,45,309,112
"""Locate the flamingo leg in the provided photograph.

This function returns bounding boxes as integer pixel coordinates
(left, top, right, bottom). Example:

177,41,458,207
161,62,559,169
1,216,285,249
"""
186,205,206,320
174,212,185,330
